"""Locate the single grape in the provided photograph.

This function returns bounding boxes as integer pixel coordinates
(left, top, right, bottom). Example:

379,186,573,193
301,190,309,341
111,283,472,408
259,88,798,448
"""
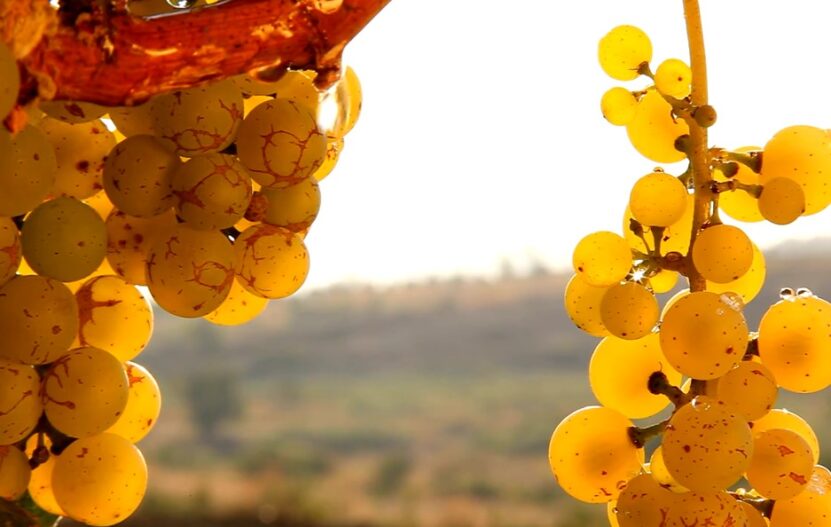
171,153,253,230
598,25,652,81
103,135,180,217
629,171,688,227
654,58,692,99
614,473,677,527
665,491,747,527
770,465,831,526
106,362,162,443
233,224,310,299
747,429,814,500
648,269,678,294
706,241,766,304
204,278,268,326
691,224,753,283
717,361,778,421
0,125,57,216
0,446,31,500
759,177,805,225
599,281,659,340
753,409,820,465
624,193,693,256
0,359,42,445
261,177,321,232
105,208,177,285
40,101,106,124
626,90,689,163
572,231,632,287
275,70,321,114
563,274,610,337
600,87,638,126
39,117,116,199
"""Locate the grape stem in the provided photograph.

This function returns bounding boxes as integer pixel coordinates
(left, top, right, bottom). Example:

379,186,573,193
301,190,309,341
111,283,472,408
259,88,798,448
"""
729,493,774,518
628,419,669,448
647,371,690,407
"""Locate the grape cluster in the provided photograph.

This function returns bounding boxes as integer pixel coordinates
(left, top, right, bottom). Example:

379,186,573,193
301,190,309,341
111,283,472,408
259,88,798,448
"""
552,23,831,526
0,38,361,525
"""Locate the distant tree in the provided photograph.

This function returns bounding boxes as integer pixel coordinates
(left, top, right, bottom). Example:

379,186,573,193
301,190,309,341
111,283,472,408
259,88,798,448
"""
184,370,243,442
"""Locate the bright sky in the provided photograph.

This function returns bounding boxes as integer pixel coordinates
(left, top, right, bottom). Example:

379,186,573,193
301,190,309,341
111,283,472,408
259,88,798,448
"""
303,0,831,290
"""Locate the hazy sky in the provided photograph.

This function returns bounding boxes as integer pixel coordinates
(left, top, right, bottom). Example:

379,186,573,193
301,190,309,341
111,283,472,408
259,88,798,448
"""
302,0,831,290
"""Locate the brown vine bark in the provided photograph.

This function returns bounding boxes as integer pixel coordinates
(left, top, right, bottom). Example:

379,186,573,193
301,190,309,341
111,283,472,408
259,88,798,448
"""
13,0,390,107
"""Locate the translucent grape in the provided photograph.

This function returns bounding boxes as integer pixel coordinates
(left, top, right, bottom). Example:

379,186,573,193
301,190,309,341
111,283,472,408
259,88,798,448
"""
717,361,778,421
103,135,180,217
715,148,763,222
21,197,107,282
0,217,20,286
274,70,321,114
662,397,753,492
330,66,362,137
599,281,658,340
649,446,687,492
314,133,344,182
665,491,747,527
691,224,753,283
39,117,116,199
233,224,309,299
759,177,805,225
563,274,610,337
626,90,689,163
108,102,157,137
76,275,153,362
0,275,78,365
598,25,652,81
204,278,269,326
648,269,678,294
42,347,129,438
629,171,688,227
172,153,253,230
753,409,819,465
548,406,644,503
0,446,31,500
600,87,638,126
0,359,41,445
654,59,692,99
52,433,148,526
105,208,177,285
589,334,681,419
572,231,631,287
706,241,766,304
0,125,57,216
40,101,106,124
27,435,64,516
0,42,19,120
614,473,676,527
624,193,693,256
106,362,162,443
659,291,748,379
261,177,321,232
758,295,831,393
747,429,814,500
769,466,831,526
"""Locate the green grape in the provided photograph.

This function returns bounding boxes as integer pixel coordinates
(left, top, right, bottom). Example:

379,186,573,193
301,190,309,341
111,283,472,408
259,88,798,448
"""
261,177,321,232
21,196,107,282
614,473,677,527
234,224,309,299
706,241,765,304
330,66,362,137
146,224,234,317
715,147,763,222
758,294,831,393
691,224,753,283
0,446,31,500
236,99,327,188
654,58,692,99
600,87,638,126
0,275,78,365
548,406,644,503
659,291,748,379
106,362,162,443
204,278,268,326
172,153,253,230
52,433,148,526
103,135,180,217
769,465,831,526
589,334,681,419
598,25,652,81
626,90,689,163
648,269,678,294
0,42,19,120
107,101,157,137
716,361,778,421
26,435,65,516
314,133,344,182
753,409,820,465
599,281,658,340
0,217,20,286
42,347,129,438
0,125,57,216
0,359,42,445
40,100,106,124
76,275,153,362
151,79,243,156
563,274,610,337
572,231,631,287
649,446,687,492
39,117,117,199
624,193,693,256
760,125,831,215
662,397,753,492
629,171,688,227
105,208,177,285
665,491,747,527
747,429,814,500
759,177,805,225
740,501,769,527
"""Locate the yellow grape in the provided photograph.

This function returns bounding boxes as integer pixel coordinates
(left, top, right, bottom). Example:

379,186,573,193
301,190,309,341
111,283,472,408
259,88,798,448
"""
747,429,813,500
614,473,677,527
626,90,689,163
666,491,747,527
654,58,691,99
548,406,644,503
76,275,153,362
42,347,129,438
649,446,687,492
52,433,148,526
563,274,610,337
715,147,763,222
740,502,769,527
0,125,57,216
314,133,344,182
600,87,638,126
204,278,268,326
21,196,107,282
106,362,162,443
233,224,309,299
753,409,820,465
108,102,157,137
237,99,327,188
39,117,116,199
330,66,362,137
26,435,65,516
146,224,234,317
758,295,831,393
706,241,765,304
103,135,181,217
0,42,19,120
629,171,688,227
662,397,753,492
572,231,631,287
0,275,78,365
0,446,30,500
589,334,681,419
759,177,805,225
599,281,658,340
648,269,678,294
0,359,41,445
151,79,243,156
691,224,753,283
717,361,778,421
40,101,106,124
769,465,831,526
84,189,115,219
659,291,748,379
261,177,321,232
243,95,273,117
624,193,693,256
275,70,321,114
172,153,253,230
760,125,831,215
597,25,652,81
0,217,20,286
105,208,176,285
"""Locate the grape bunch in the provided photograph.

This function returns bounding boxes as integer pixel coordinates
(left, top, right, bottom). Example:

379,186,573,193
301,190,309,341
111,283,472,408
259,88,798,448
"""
551,18,831,527
0,37,361,525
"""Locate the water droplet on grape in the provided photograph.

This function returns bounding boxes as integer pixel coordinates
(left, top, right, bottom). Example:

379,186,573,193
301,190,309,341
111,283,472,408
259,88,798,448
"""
165,0,198,8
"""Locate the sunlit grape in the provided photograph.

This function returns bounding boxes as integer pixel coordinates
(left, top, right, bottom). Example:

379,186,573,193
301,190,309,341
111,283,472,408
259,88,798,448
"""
330,66,362,137
0,359,42,445
233,224,309,299
629,171,688,227
649,446,687,493
572,231,631,287
715,147,763,222
691,224,753,283
39,117,116,199
614,473,676,526
314,133,344,182
753,409,820,464
0,125,57,216
717,361,777,421
598,25,652,81
654,58,691,99
172,153,253,230
761,125,831,215
599,281,658,340
105,208,177,285
106,362,162,443
759,177,805,225
665,491,747,527
261,177,321,232
564,274,610,337
747,429,814,500
706,241,765,304
626,90,689,163
770,465,831,526
204,278,268,326
600,87,638,126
